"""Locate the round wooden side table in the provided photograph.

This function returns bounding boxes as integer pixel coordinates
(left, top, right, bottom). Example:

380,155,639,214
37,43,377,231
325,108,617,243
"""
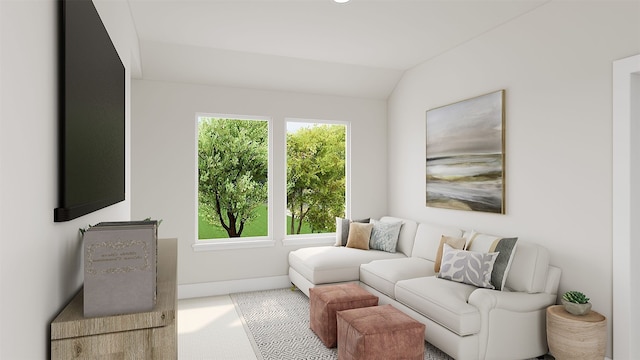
546,305,607,360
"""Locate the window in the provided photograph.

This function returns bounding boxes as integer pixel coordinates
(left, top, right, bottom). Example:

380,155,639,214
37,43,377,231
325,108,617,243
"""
194,115,348,249
197,115,270,240
286,120,347,236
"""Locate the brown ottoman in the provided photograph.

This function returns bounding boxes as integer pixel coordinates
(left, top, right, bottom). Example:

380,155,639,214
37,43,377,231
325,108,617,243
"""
309,283,378,348
337,304,425,360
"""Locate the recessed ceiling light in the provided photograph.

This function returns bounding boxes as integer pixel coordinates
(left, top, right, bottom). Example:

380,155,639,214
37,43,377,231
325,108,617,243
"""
334,0,350,3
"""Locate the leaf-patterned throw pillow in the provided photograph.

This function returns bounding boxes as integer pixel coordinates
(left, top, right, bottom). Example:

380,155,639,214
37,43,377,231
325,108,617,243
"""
437,243,499,289
369,219,403,253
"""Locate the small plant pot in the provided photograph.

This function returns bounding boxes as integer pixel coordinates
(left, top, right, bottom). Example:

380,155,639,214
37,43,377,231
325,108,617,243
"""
561,299,592,315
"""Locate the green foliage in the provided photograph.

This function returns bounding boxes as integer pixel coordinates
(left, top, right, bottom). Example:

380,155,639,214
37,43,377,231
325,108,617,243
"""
197,204,312,239
198,118,268,237
562,290,590,304
198,204,269,239
287,124,346,234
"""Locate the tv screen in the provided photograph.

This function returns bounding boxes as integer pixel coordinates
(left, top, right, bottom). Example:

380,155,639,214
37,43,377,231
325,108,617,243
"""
55,0,125,222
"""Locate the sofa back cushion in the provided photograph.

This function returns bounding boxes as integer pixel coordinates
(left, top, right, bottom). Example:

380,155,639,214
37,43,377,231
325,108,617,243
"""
380,216,418,257
505,241,551,293
411,223,463,261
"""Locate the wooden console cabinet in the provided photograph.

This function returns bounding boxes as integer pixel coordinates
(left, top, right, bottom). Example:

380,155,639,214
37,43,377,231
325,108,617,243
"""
51,238,177,359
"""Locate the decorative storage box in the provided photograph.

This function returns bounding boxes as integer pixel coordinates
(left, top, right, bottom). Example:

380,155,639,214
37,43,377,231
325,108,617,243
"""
83,220,158,317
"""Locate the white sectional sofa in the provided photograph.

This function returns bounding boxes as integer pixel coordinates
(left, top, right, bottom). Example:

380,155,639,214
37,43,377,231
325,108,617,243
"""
288,216,561,360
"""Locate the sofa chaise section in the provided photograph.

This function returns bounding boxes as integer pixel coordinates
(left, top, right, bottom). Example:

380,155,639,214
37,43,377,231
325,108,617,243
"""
288,216,418,296
289,246,405,296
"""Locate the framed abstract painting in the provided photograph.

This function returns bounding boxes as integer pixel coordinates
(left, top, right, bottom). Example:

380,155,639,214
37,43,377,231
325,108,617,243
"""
426,90,505,214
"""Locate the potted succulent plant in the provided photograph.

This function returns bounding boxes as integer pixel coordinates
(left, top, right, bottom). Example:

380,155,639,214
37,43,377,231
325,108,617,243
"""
561,291,591,315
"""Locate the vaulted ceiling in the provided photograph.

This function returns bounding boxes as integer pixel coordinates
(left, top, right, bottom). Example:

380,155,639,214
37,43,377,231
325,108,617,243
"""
127,0,549,99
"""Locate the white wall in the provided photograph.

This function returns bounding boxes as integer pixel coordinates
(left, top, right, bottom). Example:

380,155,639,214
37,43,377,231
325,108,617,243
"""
131,80,387,287
387,2,639,358
0,1,137,358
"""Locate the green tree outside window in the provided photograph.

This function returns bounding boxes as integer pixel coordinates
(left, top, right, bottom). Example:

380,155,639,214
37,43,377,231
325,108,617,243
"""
287,123,346,234
198,117,268,238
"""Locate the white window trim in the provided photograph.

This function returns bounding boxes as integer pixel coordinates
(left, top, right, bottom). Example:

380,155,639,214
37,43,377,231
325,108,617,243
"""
193,238,276,251
194,113,274,251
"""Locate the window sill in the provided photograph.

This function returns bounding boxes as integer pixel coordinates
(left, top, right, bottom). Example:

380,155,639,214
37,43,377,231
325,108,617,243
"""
282,235,335,247
192,238,276,251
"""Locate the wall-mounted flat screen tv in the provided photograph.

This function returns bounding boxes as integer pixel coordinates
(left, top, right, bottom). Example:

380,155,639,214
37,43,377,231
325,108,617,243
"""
54,0,125,222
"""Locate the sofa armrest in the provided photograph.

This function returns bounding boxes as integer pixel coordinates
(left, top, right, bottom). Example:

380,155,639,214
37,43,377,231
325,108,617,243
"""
468,288,557,313
468,289,556,360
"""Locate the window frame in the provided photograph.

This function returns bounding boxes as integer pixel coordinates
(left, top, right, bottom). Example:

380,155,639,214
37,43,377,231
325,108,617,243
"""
282,118,350,247
193,113,275,252
191,115,351,251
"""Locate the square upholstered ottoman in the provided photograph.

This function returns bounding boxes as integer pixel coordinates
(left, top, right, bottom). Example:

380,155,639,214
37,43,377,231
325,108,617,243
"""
337,304,425,360
309,283,378,348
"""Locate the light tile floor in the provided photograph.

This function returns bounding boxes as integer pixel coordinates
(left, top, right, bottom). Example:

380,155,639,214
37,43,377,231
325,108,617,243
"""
178,295,258,360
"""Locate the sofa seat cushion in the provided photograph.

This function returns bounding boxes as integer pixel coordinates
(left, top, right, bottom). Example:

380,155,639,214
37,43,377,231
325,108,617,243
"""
395,276,480,336
288,246,405,284
360,258,436,299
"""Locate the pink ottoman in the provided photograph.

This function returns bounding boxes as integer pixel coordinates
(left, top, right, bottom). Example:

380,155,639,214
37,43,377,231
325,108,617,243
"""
309,283,378,348
337,304,425,360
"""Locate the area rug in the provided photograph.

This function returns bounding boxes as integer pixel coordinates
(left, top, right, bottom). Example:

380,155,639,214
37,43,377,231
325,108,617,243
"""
230,288,453,360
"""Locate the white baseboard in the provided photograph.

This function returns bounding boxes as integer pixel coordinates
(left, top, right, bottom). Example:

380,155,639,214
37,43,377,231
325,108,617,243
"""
177,275,292,300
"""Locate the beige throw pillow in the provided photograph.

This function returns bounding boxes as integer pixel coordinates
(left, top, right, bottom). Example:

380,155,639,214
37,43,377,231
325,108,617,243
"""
346,222,373,250
434,235,467,272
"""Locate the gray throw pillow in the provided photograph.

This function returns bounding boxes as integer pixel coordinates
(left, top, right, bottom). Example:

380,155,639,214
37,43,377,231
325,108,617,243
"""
369,219,403,253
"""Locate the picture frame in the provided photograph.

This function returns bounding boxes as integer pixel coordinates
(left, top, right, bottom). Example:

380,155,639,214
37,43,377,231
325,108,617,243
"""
425,90,505,214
